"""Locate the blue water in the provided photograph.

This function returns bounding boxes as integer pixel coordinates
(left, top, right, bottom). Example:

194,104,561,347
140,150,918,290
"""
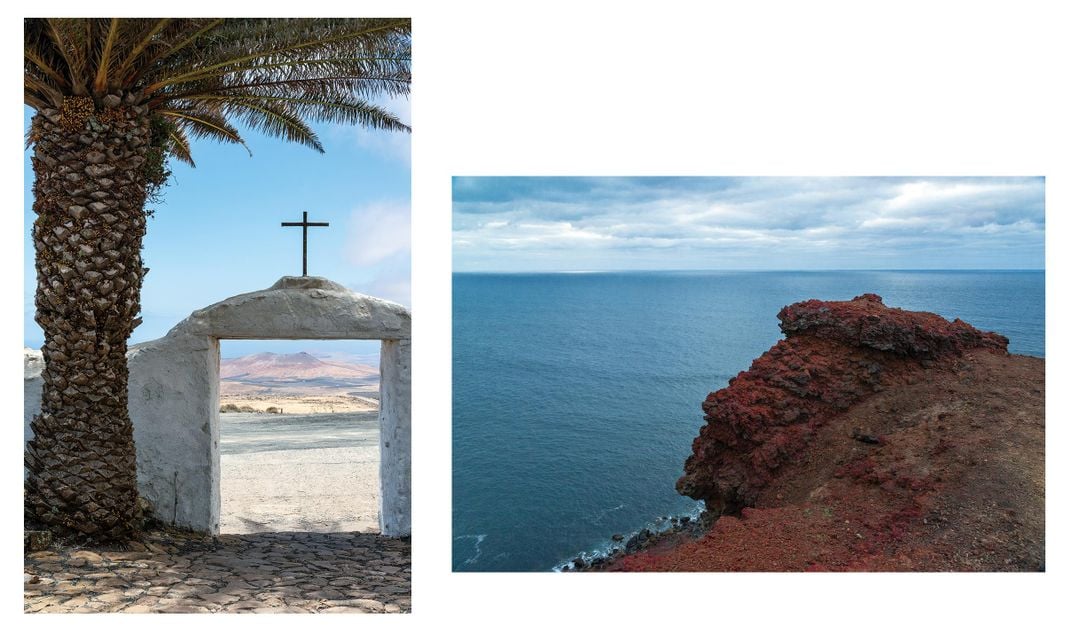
452,270,1045,571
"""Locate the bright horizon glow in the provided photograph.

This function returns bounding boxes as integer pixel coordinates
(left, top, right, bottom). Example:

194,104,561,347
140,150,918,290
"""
453,176,1045,273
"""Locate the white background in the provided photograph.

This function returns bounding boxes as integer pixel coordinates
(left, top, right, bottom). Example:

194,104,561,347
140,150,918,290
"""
4,2,1069,632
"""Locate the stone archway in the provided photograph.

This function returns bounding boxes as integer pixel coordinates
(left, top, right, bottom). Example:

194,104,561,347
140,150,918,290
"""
26,276,411,537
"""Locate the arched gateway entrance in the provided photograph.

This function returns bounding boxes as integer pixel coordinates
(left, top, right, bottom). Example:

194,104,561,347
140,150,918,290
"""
79,276,408,537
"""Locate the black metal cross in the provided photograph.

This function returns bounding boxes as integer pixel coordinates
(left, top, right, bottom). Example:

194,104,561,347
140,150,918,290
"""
281,211,329,276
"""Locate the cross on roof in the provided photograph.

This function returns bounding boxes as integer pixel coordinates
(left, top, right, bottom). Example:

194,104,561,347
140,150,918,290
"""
281,211,329,277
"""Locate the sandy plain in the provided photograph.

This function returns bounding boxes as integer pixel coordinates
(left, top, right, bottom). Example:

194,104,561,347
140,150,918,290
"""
219,411,380,534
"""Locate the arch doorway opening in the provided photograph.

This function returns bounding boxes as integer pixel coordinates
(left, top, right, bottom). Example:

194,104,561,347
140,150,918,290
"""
218,339,382,534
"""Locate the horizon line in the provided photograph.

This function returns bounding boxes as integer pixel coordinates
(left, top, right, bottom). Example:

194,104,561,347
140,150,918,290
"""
453,267,1046,274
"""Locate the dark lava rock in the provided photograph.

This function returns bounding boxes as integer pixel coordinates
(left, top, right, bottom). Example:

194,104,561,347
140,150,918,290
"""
851,428,882,444
624,530,650,553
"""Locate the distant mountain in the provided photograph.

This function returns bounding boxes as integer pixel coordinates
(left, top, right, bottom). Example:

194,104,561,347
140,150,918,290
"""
220,352,378,381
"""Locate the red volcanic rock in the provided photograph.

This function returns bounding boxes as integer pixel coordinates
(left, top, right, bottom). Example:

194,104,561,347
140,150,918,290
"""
610,349,1043,572
676,294,1008,516
777,293,1008,358
601,295,1043,572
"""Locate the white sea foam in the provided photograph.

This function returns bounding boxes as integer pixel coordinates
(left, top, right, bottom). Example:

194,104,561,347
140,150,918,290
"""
552,500,707,572
588,503,626,523
455,534,487,565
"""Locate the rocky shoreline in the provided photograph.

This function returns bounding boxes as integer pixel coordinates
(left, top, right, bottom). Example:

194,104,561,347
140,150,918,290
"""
561,511,713,571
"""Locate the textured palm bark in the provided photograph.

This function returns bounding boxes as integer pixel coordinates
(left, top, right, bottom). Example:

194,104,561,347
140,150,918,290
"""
25,97,150,540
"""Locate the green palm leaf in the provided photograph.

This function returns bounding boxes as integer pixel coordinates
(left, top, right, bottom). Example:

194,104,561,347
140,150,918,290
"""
25,17,411,162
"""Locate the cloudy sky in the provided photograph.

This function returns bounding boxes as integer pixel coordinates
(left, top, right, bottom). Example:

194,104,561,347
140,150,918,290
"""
24,99,410,357
453,177,1044,272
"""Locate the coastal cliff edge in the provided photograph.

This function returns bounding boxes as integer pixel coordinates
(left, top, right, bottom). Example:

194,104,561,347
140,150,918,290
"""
606,294,1044,572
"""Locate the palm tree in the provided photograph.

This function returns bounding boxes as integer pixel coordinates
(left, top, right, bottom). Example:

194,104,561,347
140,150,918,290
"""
24,18,410,541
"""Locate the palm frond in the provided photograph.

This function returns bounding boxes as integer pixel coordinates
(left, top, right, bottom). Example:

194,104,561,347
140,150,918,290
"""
186,93,410,133
143,18,409,92
157,107,249,150
165,124,195,166
155,62,410,100
25,17,411,164
24,45,68,90
125,19,226,86
92,18,120,93
45,18,89,95
112,19,172,82
25,74,64,109
24,90,49,111
219,98,323,152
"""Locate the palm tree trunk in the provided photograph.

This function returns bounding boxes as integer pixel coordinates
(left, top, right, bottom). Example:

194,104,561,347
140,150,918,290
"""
25,98,150,541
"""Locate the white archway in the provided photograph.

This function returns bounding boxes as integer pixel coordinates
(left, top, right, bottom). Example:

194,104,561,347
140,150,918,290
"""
26,276,411,537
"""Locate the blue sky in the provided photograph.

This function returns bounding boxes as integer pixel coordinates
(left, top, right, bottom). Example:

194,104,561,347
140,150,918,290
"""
24,97,410,358
453,176,1045,272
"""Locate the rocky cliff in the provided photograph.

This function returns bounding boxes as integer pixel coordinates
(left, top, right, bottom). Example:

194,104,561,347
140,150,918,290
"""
611,294,1044,571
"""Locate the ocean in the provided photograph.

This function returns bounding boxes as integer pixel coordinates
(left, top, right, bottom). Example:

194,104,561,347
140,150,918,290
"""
451,270,1045,571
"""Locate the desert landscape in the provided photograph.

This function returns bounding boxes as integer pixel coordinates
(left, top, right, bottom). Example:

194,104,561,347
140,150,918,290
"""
219,351,379,414
217,352,383,534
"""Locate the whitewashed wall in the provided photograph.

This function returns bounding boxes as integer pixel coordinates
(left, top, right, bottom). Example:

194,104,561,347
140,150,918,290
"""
24,277,412,537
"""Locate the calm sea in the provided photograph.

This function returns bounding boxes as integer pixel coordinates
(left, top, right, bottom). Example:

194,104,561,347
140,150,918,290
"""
452,270,1045,571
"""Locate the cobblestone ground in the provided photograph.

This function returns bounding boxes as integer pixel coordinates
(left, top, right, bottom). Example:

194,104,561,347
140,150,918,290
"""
24,528,410,613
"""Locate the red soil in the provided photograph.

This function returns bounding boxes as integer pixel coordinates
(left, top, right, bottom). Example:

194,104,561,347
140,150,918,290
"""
612,294,1044,572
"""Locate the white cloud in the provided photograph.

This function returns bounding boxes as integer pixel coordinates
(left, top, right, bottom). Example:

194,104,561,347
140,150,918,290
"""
347,200,411,266
358,257,411,307
345,199,411,306
859,216,930,229
452,177,1044,271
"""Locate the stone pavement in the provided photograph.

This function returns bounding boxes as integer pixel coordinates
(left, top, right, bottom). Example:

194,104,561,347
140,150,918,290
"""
24,528,410,613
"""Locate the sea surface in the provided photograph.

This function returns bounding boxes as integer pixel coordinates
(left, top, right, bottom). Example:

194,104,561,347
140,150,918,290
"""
452,270,1045,571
